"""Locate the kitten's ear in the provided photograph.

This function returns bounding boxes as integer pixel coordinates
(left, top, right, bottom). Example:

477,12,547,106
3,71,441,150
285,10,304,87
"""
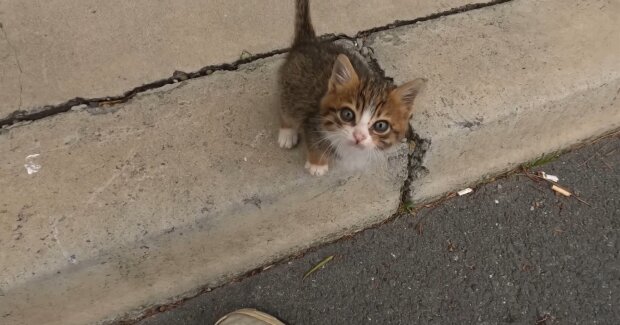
328,54,359,91
391,78,427,109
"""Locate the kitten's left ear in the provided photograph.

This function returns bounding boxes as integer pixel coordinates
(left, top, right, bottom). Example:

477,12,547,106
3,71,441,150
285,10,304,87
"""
328,54,359,91
391,78,427,109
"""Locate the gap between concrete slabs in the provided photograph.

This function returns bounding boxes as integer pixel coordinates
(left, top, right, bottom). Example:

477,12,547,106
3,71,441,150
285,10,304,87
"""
3,0,486,116
0,0,511,129
1,0,620,324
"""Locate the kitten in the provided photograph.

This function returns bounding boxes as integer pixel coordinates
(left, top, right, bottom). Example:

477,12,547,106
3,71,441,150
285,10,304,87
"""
278,0,426,176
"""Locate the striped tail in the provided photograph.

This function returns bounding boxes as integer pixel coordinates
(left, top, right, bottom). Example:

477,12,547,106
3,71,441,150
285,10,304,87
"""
293,0,316,46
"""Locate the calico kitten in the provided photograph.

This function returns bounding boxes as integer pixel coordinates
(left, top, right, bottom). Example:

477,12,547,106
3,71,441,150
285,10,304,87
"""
278,0,426,176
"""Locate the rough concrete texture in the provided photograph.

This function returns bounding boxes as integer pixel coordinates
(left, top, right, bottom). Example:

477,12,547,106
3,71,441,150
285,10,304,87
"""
136,134,620,325
0,0,477,116
0,56,408,325
1,0,620,324
367,0,620,201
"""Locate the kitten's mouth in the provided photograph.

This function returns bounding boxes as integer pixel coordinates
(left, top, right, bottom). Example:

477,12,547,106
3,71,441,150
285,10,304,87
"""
348,141,368,150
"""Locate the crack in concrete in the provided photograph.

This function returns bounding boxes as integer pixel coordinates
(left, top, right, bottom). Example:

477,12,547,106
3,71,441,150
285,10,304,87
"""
356,0,513,37
0,0,513,129
0,22,24,111
401,130,431,204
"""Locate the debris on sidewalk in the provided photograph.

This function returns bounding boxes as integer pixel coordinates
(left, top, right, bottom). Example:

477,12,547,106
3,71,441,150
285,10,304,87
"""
551,185,571,197
239,50,253,60
539,171,559,182
24,154,41,175
457,188,473,196
535,313,554,325
415,222,424,236
547,180,591,206
303,255,334,280
521,169,591,206
447,240,457,252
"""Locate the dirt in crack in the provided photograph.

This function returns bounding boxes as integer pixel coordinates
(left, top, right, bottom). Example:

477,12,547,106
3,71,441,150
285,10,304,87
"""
401,130,431,205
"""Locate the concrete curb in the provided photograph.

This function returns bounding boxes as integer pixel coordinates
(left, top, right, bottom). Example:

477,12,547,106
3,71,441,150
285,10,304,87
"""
368,0,620,202
1,0,618,324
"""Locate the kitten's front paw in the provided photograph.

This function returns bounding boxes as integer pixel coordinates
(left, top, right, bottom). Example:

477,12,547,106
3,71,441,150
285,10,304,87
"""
305,161,328,176
278,128,299,149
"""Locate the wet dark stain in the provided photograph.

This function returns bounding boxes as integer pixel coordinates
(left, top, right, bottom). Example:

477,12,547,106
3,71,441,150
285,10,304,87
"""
457,117,484,129
243,195,262,209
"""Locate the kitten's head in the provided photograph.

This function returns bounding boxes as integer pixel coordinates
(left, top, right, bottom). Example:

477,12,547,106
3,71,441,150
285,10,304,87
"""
319,54,426,167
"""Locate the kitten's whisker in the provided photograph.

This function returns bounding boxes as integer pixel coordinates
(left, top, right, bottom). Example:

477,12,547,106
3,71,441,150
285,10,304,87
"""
314,132,339,147
314,137,332,146
323,137,344,164
321,137,342,163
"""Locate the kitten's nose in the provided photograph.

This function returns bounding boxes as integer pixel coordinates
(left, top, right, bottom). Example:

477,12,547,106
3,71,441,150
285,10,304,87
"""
353,131,367,144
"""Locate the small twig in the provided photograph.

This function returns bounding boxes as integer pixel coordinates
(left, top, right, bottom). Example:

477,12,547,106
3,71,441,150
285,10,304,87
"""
517,170,545,183
415,222,424,236
603,148,616,156
573,195,592,207
577,154,598,167
535,314,551,324
595,130,620,141
600,159,613,170
527,184,547,195
422,193,456,210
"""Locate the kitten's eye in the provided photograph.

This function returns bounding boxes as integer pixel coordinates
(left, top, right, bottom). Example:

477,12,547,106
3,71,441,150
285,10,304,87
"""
373,120,390,133
339,108,355,122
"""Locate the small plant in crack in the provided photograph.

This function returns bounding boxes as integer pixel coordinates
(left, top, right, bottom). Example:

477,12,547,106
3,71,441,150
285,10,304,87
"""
521,151,561,170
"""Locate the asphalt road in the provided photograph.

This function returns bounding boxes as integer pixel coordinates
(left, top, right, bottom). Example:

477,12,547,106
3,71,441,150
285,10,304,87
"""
136,134,619,325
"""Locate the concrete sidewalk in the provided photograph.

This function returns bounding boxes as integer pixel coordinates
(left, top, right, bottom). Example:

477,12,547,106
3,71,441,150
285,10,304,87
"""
0,0,480,118
1,0,619,324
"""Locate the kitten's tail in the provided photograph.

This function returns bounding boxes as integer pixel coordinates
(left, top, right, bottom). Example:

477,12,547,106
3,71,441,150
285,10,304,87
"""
293,0,316,46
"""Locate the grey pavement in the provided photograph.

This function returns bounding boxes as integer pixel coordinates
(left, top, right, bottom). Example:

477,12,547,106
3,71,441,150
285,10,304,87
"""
136,134,619,325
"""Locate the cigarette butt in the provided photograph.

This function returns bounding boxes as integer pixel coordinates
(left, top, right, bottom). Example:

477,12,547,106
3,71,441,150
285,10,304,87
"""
551,185,571,197
457,188,473,196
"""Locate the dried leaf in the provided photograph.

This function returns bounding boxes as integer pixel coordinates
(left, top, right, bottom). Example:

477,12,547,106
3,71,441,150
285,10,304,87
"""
303,255,334,280
447,240,457,252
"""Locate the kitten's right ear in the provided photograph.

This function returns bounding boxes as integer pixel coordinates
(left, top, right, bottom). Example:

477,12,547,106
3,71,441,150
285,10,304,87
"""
328,54,359,91
391,78,427,109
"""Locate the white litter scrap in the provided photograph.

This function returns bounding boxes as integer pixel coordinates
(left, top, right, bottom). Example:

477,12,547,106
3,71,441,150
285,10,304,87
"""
24,154,41,175
540,172,559,183
457,188,473,196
